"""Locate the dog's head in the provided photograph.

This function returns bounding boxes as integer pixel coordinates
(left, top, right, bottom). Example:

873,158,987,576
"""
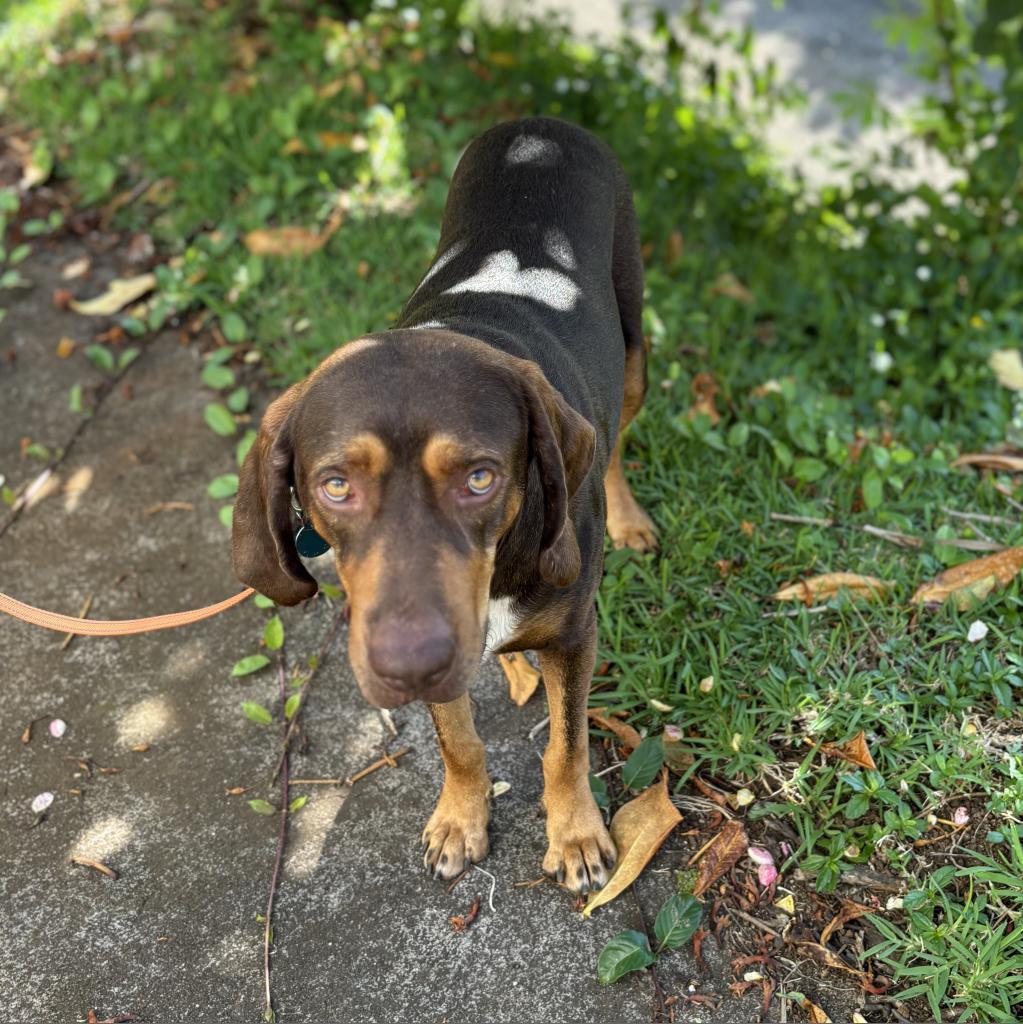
232,330,594,709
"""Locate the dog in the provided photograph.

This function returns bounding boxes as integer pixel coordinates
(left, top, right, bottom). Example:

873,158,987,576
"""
232,117,657,895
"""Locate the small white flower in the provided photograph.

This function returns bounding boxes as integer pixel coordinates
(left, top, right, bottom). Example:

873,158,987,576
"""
967,620,988,643
31,792,54,814
953,806,970,826
916,265,932,282
553,76,570,95
869,312,885,328
49,718,67,738
375,0,396,8
401,6,420,23
871,350,894,373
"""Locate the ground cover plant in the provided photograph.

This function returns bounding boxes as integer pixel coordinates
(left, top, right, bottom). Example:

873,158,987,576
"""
3,0,1022,1020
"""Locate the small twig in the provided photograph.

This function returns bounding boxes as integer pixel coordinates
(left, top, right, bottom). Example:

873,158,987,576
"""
761,606,832,619
943,537,1004,552
769,513,834,527
143,501,195,518
69,855,117,880
345,747,410,785
527,715,550,740
60,592,93,650
993,482,1023,513
860,524,922,549
289,777,343,786
730,907,783,939
941,507,1014,527
379,708,398,736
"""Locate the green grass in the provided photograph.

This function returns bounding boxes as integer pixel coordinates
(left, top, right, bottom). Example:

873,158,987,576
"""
4,1,1023,1018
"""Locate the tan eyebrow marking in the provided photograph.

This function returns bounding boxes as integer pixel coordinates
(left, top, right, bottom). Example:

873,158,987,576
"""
421,434,499,480
344,433,391,476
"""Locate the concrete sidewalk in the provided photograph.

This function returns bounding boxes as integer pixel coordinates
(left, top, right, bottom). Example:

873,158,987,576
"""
0,241,776,1022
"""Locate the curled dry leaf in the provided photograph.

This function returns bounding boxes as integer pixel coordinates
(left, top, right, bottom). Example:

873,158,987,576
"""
498,652,541,707
449,894,481,932
583,772,682,917
989,349,1023,391
69,855,118,880
243,207,343,256
711,272,754,304
773,573,891,605
952,452,1023,474
691,819,748,897
820,730,877,772
796,995,834,1024
795,941,870,983
687,372,721,424
587,708,642,753
56,336,76,359
820,899,873,946
69,273,157,316
911,547,1023,609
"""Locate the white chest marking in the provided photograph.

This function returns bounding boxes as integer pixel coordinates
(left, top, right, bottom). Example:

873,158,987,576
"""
443,250,579,312
413,240,466,295
506,135,561,165
485,597,522,652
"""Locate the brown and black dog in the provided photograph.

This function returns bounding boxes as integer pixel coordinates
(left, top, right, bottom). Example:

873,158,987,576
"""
232,117,656,896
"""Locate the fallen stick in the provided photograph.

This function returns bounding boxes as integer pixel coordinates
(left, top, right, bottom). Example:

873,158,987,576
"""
345,747,411,785
60,593,93,650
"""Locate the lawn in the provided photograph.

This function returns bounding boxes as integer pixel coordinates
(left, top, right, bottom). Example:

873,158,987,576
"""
3,0,1023,1019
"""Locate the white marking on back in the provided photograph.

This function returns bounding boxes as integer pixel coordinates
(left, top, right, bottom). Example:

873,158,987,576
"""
443,250,579,312
413,240,466,295
506,135,561,165
408,320,446,330
543,227,576,271
485,596,521,652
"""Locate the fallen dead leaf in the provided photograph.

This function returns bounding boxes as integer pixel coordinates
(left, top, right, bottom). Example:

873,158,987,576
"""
691,819,748,897
952,452,1023,474
583,772,682,917
711,272,754,304
820,731,877,772
61,256,91,280
773,573,891,605
989,349,1023,391
820,899,873,946
143,501,195,518
69,273,156,316
449,894,481,932
243,207,343,256
70,855,118,880
498,652,542,706
796,994,833,1024
687,371,721,424
911,547,1023,609
665,229,684,263
795,941,871,983
56,336,76,359
740,521,756,537
587,708,642,753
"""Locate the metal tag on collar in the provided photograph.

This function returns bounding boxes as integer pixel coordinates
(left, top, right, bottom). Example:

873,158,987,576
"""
291,489,331,559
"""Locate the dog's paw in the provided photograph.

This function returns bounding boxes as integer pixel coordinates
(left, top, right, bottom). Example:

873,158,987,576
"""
606,503,658,553
543,805,617,896
421,786,491,881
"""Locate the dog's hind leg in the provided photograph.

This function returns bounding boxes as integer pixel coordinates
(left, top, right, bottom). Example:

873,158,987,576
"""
604,172,658,552
421,694,491,880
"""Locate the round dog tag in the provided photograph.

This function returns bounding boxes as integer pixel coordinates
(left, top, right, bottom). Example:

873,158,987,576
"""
295,524,330,558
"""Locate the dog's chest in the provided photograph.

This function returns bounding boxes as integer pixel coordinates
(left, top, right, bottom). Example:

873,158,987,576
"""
485,596,522,652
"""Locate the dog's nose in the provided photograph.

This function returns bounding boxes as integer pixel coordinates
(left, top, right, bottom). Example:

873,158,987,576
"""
367,610,456,689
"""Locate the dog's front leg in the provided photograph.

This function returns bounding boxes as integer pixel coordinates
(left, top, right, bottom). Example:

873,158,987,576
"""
422,693,491,880
539,620,617,895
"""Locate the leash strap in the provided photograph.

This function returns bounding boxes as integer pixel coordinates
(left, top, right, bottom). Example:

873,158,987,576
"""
0,587,256,636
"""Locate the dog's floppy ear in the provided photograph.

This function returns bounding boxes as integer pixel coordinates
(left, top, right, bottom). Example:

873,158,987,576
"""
232,384,319,606
520,364,596,587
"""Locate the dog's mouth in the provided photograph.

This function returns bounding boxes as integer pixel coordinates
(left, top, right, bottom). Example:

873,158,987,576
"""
354,666,469,710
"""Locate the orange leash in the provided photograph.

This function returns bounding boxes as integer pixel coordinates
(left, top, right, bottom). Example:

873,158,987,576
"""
0,587,255,637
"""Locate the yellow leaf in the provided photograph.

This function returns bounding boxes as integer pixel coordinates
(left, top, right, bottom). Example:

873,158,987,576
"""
56,337,76,359
583,773,681,917
497,652,541,706
952,452,1023,473
282,138,308,155
989,349,1023,391
911,547,1023,608
774,893,795,915
796,995,833,1024
773,573,891,604
69,273,156,316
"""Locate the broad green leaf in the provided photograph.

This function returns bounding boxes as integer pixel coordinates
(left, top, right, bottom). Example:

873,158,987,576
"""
236,429,257,466
253,593,275,609
69,383,83,413
204,402,236,436
242,701,273,724
596,930,655,984
621,736,664,791
284,693,301,720
201,362,235,390
319,582,343,600
218,504,233,528
232,654,270,677
226,386,250,413
84,344,115,372
222,312,247,342
862,469,883,509
589,772,610,810
263,615,284,650
793,457,827,483
289,795,308,813
207,473,239,499
654,894,702,951
118,347,140,370
248,798,276,815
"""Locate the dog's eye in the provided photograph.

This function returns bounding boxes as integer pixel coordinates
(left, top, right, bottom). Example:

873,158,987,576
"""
465,468,495,495
322,477,351,502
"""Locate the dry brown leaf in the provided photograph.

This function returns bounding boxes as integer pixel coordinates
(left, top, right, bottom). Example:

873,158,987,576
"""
989,349,1023,391
740,520,756,537
711,272,753,303
773,573,891,605
243,207,343,256
691,819,748,897
820,731,877,772
665,229,684,263
687,371,721,424
795,941,870,982
69,273,157,316
911,547,1023,609
69,855,118,880
583,773,681,917
796,994,834,1024
587,708,642,753
952,452,1023,473
820,899,873,946
498,652,541,706
55,336,76,359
